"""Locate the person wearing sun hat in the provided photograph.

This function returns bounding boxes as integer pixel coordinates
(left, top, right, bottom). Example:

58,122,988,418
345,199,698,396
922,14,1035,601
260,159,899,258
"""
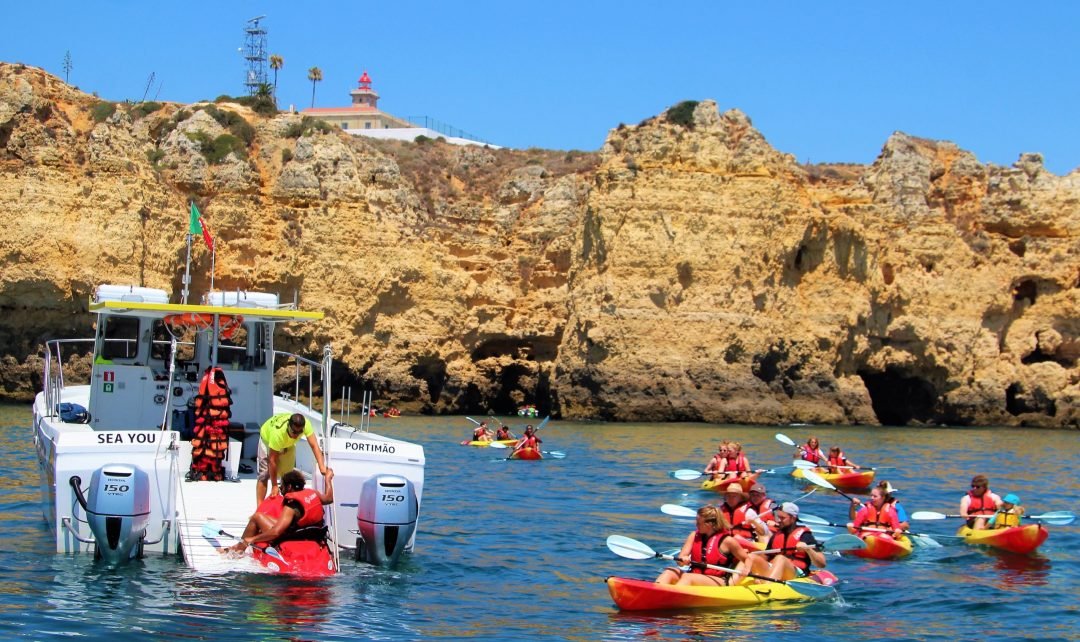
759,502,827,581
990,493,1025,529
719,482,769,542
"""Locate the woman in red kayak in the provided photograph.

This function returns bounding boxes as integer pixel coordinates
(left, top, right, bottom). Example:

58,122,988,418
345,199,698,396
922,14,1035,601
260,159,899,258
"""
227,468,334,554
847,486,904,540
654,505,754,587
512,425,541,453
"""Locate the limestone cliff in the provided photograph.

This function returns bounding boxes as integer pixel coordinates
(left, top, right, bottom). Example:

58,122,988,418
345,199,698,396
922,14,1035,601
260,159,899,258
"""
1,64,1077,427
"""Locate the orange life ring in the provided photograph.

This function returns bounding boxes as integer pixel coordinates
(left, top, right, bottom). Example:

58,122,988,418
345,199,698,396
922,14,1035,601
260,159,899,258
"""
163,313,244,339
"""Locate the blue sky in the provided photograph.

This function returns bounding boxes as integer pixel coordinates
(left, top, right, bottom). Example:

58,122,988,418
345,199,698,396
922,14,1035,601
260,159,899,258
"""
3,2,1078,174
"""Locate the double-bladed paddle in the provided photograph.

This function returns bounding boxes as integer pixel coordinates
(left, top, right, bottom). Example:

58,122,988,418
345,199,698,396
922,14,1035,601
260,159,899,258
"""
658,503,836,537
911,510,1075,526
604,535,838,599
669,466,794,481
800,512,942,547
201,520,287,563
749,533,866,555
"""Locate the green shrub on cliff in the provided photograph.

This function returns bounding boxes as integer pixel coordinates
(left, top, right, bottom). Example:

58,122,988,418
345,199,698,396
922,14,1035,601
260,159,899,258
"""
91,101,116,123
130,101,163,119
666,100,699,128
285,116,333,138
185,130,247,164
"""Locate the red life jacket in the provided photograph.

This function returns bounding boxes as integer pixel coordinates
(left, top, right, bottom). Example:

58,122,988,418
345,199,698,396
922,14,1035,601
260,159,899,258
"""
283,488,325,528
800,446,822,465
854,503,900,531
967,490,996,515
473,427,486,440
767,525,811,572
256,495,285,519
725,455,749,473
520,435,539,449
721,501,754,539
690,530,735,577
827,452,848,471
752,498,775,523
496,428,511,440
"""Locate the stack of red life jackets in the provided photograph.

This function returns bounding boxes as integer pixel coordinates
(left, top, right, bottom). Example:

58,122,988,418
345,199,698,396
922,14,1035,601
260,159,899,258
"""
188,366,232,481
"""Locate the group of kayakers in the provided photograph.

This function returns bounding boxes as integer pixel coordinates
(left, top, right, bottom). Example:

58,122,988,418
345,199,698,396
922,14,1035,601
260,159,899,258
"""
470,420,540,454
702,440,752,482
795,435,860,472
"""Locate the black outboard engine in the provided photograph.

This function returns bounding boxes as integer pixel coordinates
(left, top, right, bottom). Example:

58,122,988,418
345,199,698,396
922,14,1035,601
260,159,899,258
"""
70,464,150,564
356,475,418,566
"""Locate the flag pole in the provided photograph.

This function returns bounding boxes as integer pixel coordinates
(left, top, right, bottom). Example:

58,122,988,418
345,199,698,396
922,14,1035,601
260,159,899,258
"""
182,202,193,305
210,243,216,293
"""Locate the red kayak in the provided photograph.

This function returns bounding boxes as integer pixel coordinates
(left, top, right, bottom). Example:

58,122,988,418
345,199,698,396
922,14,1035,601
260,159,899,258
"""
849,533,912,560
508,447,543,460
251,540,337,577
957,523,1048,555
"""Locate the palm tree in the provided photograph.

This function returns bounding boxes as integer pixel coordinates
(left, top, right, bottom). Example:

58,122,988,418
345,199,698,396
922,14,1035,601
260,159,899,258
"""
269,55,283,99
307,67,322,108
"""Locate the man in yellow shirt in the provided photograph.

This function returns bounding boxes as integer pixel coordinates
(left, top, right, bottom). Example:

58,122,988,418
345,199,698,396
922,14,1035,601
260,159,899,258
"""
256,413,332,503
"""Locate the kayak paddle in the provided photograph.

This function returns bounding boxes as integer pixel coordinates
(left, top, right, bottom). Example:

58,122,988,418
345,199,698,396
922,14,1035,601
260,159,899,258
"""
750,533,866,555
659,504,834,537
800,513,942,547
775,433,796,447
605,535,837,599
201,521,287,562
912,510,1075,526
669,466,794,481
800,469,859,502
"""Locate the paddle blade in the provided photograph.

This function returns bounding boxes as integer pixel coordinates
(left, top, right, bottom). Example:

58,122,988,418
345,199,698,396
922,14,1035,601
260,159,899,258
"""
775,433,796,447
201,522,224,539
487,441,508,449
784,578,837,599
911,511,949,521
798,513,833,527
911,534,943,548
466,416,481,425
809,527,837,538
545,451,567,459
670,469,704,481
606,535,657,560
801,469,836,490
536,416,551,431
660,504,697,518
792,459,817,470
824,533,866,552
1030,511,1076,526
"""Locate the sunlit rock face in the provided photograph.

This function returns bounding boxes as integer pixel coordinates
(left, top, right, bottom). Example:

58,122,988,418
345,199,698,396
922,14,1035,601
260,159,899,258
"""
1,66,1077,427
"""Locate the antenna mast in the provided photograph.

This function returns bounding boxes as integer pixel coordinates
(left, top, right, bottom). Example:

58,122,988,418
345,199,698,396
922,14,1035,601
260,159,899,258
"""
243,15,268,96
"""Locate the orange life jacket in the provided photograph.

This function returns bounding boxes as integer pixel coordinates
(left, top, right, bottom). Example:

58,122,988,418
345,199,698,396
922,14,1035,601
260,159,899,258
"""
690,530,735,577
767,525,812,572
194,367,232,422
854,503,900,531
721,501,754,539
966,490,996,515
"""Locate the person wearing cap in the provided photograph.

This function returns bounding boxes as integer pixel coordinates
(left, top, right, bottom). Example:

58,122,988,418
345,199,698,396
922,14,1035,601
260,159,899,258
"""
850,481,909,530
719,482,769,542
748,482,777,532
960,474,1001,530
760,502,827,581
257,412,332,505
655,505,756,587
989,494,1024,529
847,486,905,540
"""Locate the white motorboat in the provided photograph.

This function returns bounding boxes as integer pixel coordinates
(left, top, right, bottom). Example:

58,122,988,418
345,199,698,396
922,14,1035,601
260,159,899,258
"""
33,284,425,573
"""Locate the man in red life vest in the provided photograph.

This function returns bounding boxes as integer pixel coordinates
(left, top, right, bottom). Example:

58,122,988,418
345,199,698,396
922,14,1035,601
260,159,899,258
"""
228,468,334,554
719,482,769,543
960,474,1001,530
256,413,332,504
472,421,494,442
759,502,827,581
748,482,777,533
495,424,515,441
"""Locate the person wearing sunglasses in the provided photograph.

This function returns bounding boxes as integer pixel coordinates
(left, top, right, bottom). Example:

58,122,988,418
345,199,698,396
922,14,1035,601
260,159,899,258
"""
959,474,1001,530
256,413,331,504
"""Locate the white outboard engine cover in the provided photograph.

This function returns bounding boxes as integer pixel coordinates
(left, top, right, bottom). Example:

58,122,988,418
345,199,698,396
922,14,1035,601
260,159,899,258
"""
86,464,150,564
356,475,418,566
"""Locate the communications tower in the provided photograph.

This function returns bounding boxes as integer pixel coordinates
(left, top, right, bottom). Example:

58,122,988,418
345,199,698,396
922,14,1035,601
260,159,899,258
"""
242,15,268,95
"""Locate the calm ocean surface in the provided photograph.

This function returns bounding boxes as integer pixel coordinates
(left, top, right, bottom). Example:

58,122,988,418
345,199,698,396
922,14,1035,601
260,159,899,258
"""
1,403,1077,641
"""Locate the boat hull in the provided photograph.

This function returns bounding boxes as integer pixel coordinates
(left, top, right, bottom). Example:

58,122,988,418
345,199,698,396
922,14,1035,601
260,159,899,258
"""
792,467,875,491
850,534,912,560
606,571,839,611
700,472,761,493
509,447,543,460
956,523,1048,554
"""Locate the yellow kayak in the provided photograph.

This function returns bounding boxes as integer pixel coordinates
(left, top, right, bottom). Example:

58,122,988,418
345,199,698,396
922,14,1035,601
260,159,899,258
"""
606,571,839,610
460,439,518,447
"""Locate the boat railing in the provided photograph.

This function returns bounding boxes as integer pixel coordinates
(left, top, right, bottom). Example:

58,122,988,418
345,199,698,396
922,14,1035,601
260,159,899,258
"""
274,350,323,414
41,338,93,417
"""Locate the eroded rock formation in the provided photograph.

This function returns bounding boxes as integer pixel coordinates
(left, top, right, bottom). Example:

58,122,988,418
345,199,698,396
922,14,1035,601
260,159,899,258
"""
1,64,1077,426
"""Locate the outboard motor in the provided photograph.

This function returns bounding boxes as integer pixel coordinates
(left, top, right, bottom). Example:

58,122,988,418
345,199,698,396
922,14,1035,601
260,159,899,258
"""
356,475,418,566
70,464,150,564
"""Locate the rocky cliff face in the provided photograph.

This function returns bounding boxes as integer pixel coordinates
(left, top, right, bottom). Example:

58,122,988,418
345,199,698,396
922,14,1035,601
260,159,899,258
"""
2,64,1077,427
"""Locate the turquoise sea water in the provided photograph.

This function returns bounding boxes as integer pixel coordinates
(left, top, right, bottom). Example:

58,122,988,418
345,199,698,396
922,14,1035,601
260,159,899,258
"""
1,403,1077,641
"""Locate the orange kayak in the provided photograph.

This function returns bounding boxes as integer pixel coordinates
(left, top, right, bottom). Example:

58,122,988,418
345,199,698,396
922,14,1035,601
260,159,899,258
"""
849,533,912,560
792,467,875,491
956,523,1048,554
700,472,761,493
